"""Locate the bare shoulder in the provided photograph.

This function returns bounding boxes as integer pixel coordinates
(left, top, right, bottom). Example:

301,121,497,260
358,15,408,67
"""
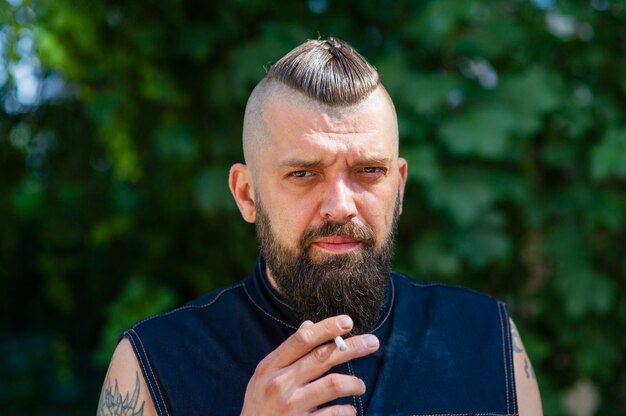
97,337,159,416
510,318,543,416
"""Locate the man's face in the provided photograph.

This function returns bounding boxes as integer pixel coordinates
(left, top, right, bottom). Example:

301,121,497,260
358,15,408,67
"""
241,86,407,333
255,191,401,335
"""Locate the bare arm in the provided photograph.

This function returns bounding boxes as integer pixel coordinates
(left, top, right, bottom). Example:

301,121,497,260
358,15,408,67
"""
510,318,543,416
97,337,159,416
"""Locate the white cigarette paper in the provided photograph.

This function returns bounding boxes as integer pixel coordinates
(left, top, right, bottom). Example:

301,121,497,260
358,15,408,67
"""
334,336,348,352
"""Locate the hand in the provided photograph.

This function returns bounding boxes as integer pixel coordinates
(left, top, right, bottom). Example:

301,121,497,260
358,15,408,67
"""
240,315,380,416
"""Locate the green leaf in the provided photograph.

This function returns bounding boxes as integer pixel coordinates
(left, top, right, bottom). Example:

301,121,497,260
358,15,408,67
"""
439,106,520,158
414,0,478,46
377,55,458,115
42,271,74,314
456,18,525,59
194,167,234,215
577,338,620,381
405,73,459,115
178,25,216,61
402,143,440,184
230,35,293,100
101,123,141,183
555,268,615,318
91,215,133,246
496,68,565,135
373,52,411,106
427,172,495,225
8,122,31,152
426,168,521,225
541,141,577,169
11,177,44,219
588,191,626,232
140,67,185,105
590,127,626,180
453,212,511,268
95,277,177,365
154,125,198,162
412,232,461,278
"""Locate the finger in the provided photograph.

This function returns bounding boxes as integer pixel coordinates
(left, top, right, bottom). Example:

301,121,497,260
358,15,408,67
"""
291,334,379,383
262,315,354,369
296,373,365,412
310,404,357,416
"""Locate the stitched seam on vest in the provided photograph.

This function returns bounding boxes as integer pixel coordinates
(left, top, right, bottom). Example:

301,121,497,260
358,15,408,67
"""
408,282,444,287
407,279,503,305
346,360,364,416
350,383,358,413
253,258,293,310
405,275,514,416
505,304,519,416
266,283,293,309
403,274,500,303
132,284,244,329
501,303,518,415
243,283,299,330
131,329,172,416
126,330,168,416
371,276,395,333
243,277,396,333
497,304,510,415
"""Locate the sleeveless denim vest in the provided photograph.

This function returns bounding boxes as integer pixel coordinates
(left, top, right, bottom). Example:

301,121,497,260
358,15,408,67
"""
124,257,518,416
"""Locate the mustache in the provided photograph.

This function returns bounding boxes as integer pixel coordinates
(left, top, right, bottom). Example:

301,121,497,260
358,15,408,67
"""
300,221,376,248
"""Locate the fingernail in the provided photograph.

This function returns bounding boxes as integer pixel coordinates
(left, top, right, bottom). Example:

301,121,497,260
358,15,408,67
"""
364,335,379,349
338,315,352,330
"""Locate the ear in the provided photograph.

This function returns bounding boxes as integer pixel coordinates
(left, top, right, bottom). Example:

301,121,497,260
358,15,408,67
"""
229,163,256,223
397,157,408,215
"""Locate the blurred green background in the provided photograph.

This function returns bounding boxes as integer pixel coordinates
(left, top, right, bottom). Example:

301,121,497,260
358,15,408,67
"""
1,0,625,414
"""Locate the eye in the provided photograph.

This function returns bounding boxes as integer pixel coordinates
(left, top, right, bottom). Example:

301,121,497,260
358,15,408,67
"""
290,170,314,178
360,167,386,175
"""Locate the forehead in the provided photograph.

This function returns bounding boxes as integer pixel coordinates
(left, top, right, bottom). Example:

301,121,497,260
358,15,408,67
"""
261,87,398,162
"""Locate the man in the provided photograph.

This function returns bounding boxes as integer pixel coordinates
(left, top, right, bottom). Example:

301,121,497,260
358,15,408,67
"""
98,38,542,416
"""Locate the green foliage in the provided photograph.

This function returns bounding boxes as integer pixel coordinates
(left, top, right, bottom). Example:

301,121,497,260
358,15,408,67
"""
1,0,626,414
591,127,626,180
95,276,177,365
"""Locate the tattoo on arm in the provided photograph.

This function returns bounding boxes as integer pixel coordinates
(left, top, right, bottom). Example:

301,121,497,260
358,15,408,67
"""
97,371,146,416
524,358,536,379
510,322,524,353
511,320,538,380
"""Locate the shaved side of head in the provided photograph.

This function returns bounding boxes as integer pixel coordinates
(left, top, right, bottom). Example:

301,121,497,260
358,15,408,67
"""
242,78,274,173
242,37,390,176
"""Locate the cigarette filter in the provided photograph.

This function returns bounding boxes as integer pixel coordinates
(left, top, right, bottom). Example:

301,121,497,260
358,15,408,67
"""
334,336,348,352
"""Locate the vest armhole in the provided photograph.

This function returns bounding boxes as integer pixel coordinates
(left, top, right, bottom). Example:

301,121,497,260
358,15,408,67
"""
498,302,519,416
123,329,172,416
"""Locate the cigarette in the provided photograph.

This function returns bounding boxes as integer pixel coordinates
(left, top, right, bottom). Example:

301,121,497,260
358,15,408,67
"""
334,336,348,352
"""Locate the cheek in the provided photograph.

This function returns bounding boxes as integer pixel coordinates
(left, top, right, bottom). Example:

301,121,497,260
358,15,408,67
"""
265,196,315,247
359,191,396,233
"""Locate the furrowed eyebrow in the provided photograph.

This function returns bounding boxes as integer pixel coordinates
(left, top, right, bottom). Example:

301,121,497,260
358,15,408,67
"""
354,157,392,166
279,159,325,169
278,157,393,169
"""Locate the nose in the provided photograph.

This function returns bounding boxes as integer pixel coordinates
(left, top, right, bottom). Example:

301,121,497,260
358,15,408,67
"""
319,178,358,222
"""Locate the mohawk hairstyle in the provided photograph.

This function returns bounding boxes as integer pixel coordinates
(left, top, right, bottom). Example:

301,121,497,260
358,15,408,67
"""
265,37,380,106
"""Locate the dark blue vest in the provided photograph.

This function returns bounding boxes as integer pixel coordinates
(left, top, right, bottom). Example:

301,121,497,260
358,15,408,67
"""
124,257,518,416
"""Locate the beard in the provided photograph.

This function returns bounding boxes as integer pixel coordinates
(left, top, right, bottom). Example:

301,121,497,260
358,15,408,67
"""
255,195,399,335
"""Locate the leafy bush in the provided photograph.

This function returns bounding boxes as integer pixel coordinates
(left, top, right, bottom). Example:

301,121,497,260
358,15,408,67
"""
1,0,625,414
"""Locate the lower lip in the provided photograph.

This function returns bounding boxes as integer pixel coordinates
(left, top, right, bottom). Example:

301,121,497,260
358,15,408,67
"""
313,241,361,253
